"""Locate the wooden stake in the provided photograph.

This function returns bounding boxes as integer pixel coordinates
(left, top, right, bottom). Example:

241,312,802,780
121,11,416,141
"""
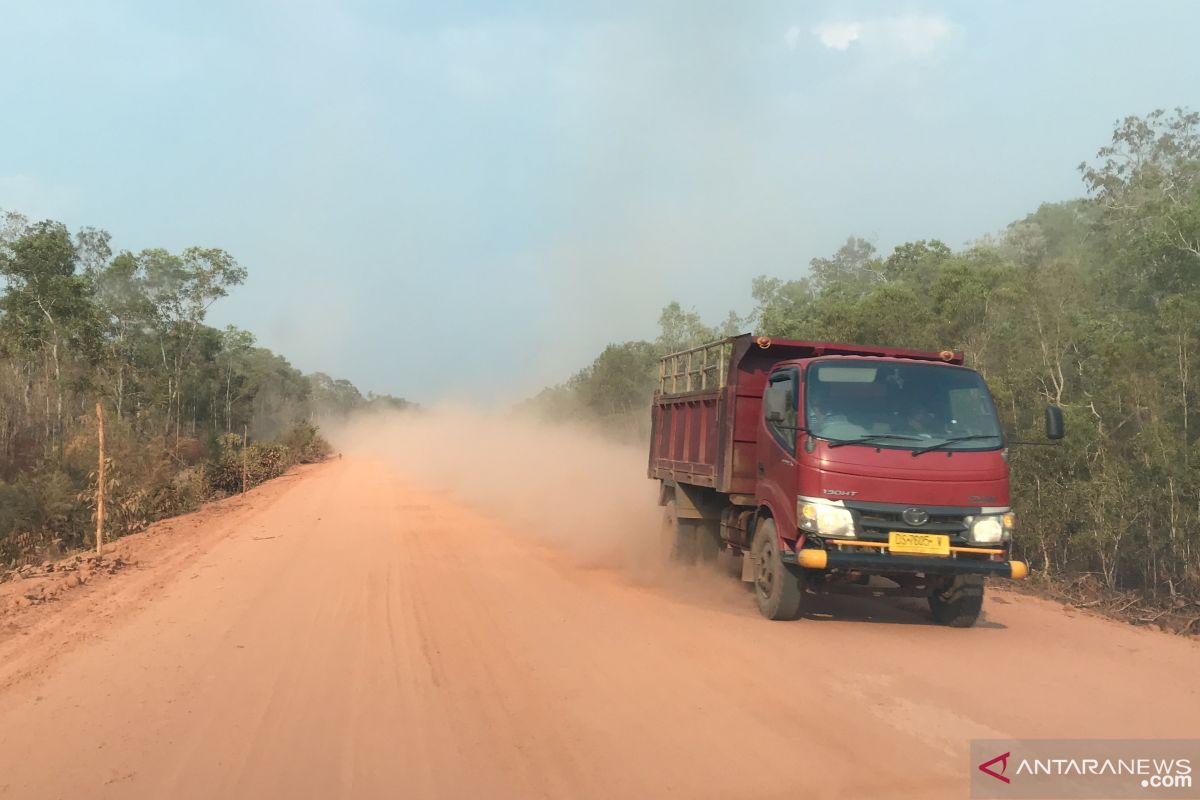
242,424,248,494
96,401,106,554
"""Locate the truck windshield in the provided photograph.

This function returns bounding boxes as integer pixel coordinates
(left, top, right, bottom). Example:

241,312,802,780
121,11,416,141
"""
805,361,1002,452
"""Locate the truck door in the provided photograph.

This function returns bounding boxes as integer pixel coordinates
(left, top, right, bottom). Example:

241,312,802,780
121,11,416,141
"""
757,368,800,536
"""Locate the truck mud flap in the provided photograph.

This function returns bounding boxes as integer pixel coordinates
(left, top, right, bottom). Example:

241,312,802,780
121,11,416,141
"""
740,552,757,582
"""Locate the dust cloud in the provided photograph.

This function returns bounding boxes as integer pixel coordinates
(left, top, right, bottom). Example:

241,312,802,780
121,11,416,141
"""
327,407,668,573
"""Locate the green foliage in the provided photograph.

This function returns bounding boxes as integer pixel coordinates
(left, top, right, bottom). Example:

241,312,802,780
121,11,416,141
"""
809,236,883,293
1082,108,1200,303
206,434,285,495
205,434,248,495
525,308,740,439
656,302,718,353
244,442,290,487
308,372,366,417
0,470,87,564
576,341,660,421
365,392,414,412
280,421,332,464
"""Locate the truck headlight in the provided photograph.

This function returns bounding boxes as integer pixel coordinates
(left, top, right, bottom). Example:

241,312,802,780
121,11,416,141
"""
967,512,1014,544
798,497,855,537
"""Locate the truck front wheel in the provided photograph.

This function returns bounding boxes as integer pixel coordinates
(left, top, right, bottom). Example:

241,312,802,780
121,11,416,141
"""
928,575,985,627
750,518,805,620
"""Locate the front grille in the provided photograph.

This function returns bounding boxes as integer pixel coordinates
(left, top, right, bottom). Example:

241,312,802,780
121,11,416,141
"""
845,502,977,544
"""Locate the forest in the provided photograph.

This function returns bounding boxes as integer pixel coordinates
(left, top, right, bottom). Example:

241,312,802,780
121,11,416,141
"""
0,213,408,564
532,109,1200,608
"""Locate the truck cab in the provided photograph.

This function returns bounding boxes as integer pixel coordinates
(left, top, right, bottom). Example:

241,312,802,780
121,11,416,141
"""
648,335,1063,626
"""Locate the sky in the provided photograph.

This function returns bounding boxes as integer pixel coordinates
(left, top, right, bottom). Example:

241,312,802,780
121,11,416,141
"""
2,0,1198,403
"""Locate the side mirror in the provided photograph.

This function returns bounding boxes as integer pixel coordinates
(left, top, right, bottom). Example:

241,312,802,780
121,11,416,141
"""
765,388,788,423
1045,405,1065,440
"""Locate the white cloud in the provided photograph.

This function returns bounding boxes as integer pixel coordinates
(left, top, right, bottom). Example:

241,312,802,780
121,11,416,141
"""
797,13,957,60
812,21,863,51
884,14,954,60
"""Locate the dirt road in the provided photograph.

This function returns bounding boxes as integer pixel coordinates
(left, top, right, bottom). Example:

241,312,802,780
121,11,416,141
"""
0,455,1196,800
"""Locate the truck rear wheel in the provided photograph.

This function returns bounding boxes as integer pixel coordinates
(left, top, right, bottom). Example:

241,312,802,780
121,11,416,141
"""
662,499,698,563
750,518,805,620
928,575,984,627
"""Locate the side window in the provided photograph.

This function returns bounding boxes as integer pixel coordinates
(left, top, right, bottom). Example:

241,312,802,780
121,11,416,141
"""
765,371,799,453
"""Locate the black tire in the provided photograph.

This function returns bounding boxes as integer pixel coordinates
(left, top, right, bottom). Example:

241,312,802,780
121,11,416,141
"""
929,575,985,627
662,499,698,563
694,519,721,563
750,517,805,620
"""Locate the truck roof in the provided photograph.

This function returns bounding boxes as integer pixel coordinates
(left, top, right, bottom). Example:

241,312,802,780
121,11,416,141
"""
663,334,961,363
743,337,963,365
656,334,964,397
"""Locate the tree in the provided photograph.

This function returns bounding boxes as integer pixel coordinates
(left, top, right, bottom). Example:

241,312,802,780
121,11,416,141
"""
0,220,97,441
750,275,816,338
656,301,717,353
93,251,154,421
809,236,884,293
883,239,952,282
137,247,247,438
1082,108,1200,302
365,392,412,412
308,372,367,419
217,327,256,433
577,341,659,419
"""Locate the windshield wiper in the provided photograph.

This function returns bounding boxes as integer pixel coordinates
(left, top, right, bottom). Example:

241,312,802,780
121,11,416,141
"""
910,434,1002,456
827,433,924,449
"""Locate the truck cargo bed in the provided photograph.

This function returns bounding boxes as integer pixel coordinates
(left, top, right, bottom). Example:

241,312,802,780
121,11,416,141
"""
648,335,964,495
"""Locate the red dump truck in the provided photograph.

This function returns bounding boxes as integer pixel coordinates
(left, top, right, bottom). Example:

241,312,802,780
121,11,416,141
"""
648,334,1064,626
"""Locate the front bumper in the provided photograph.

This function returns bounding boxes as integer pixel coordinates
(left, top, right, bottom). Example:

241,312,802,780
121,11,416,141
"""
790,547,1028,579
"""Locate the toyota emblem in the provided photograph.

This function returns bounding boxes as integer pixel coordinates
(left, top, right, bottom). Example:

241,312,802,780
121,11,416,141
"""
902,507,929,526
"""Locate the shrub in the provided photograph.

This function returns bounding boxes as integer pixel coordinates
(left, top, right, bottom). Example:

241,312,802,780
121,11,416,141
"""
204,433,299,495
280,421,332,463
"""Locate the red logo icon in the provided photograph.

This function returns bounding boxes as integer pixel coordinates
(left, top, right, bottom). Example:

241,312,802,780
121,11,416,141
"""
979,752,1011,784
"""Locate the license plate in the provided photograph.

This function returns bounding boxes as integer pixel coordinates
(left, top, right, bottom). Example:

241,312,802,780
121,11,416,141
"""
888,532,950,556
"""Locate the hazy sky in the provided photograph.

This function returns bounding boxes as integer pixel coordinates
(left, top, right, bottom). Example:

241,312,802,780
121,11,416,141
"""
3,1,1197,403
